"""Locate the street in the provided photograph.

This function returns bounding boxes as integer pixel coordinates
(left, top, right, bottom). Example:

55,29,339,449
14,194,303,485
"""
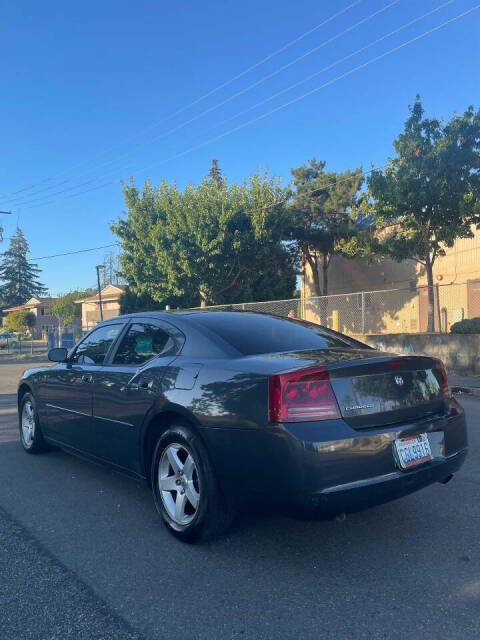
0,361,479,640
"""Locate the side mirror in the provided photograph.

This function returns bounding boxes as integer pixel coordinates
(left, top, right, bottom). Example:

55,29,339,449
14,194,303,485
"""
48,347,69,363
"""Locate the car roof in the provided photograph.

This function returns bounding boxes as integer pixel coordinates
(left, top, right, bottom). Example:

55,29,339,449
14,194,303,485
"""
111,310,261,322
97,310,247,358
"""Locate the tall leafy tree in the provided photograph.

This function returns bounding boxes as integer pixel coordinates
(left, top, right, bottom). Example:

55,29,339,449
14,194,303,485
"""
118,286,185,314
50,290,88,327
367,97,480,331
0,228,47,307
112,171,295,307
288,158,363,297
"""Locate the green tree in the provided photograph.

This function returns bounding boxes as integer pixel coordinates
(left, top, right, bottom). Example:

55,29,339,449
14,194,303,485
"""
288,159,363,297
367,97,480,331
50,290,86,327
6,310,35,334
119,287,168,314
112,171,295,307
0,228,47,307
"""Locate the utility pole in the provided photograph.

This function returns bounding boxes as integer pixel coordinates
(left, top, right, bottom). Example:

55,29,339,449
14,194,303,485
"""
96,264,105,322
0,210,12,242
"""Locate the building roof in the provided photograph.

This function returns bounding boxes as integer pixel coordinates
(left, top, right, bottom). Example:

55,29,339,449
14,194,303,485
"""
3,297,57,313
75,284,126,304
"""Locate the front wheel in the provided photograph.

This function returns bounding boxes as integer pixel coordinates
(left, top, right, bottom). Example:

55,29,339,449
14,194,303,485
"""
19,392,49,454
151,425,233,543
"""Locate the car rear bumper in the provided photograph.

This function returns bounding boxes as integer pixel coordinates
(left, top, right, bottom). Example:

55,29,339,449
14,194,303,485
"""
203,399,468,515
281,400,468,515
306,447,467,516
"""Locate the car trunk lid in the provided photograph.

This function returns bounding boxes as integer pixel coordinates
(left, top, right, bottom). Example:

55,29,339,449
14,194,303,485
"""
327,354,447,429
251,349,448,428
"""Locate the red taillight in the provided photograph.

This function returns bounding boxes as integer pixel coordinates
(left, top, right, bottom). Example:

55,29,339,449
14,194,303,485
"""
434,360,452,398
269,366,341,423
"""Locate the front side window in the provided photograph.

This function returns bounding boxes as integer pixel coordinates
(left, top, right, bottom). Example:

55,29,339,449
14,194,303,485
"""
72,324,123,365
113,323,176,365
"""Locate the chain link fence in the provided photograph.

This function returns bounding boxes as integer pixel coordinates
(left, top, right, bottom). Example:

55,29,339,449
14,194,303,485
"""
188,280,480,336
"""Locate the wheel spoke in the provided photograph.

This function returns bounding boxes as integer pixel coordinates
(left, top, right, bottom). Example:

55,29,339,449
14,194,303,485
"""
166,447,183,475
159,475,178,492
174,490,187,522
185,481,199,509
182,454,195,481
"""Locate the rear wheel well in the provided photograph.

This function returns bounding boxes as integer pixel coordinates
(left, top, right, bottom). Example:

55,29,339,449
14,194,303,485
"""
143,411,198,484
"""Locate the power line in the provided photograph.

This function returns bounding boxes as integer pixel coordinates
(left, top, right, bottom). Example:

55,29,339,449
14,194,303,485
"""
6,0,387,209
7,2,477,216
131,3,480,181
33,1,399,205
31,243,119,261
0,0,364,203
4,0,412,210
24,231,480,265
205,0,456,133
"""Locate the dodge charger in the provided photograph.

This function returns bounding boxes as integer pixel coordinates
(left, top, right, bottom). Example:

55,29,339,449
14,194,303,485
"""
17,311,468,542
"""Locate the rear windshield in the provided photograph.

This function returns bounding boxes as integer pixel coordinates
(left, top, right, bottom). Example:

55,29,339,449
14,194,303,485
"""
193,313,366,355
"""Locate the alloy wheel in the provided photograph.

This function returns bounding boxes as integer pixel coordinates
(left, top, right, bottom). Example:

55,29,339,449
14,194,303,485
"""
158,443,200,526
21,401,36,447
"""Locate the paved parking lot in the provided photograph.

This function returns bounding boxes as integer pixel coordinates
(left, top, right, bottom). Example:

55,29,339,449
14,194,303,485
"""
0,361,479,640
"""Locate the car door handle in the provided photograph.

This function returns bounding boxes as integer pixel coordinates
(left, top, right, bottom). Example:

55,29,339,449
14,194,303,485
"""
125,379,153,392
82,374,93,384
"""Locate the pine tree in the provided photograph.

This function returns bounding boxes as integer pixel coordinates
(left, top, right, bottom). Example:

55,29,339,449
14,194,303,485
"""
208,159,222,187
0,228,47,307
289,158,363,298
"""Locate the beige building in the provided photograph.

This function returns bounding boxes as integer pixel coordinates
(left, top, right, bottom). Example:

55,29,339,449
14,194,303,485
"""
2,297,58,338
76,284,125,331
301,227,480,335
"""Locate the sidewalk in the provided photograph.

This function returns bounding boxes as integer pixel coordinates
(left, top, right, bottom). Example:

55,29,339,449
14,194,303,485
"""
449,374,480,397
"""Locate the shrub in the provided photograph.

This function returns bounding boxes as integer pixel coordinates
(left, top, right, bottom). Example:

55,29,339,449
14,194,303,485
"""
6,310,35,334
450,317,480,334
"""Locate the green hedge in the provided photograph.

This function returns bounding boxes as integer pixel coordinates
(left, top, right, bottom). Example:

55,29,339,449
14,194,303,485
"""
450,317,480,334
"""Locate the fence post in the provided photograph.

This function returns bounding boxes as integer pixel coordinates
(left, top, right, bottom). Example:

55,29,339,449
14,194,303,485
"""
361,291,366,335
332,309,339,332
435,284,442,333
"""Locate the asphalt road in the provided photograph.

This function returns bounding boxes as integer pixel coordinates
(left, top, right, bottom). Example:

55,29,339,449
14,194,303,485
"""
1,362,479,640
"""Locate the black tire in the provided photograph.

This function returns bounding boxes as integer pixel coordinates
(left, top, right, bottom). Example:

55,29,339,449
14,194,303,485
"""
151,424,234,543
19,392,50,454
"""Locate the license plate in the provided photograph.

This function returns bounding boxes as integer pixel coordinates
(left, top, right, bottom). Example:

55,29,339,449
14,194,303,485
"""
394,433,432,469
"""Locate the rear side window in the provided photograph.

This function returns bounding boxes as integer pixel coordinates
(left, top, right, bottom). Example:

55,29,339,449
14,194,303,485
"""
113,322,176,365
193,313,364,355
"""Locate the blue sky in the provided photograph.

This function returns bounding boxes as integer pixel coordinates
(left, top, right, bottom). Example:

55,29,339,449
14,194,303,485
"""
1,0,479,294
